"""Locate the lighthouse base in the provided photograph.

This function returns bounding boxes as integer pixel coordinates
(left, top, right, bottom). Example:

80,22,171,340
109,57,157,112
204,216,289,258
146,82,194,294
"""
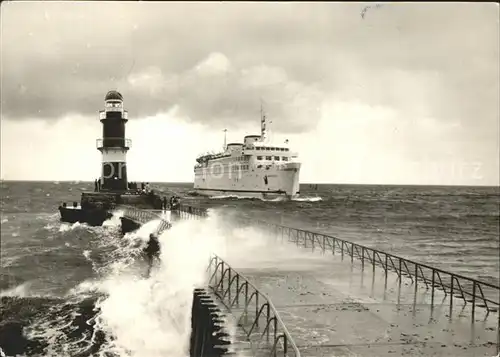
58,205,112,227
58,191,165,226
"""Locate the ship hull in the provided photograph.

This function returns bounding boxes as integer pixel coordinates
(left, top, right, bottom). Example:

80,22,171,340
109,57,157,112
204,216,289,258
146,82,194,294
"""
193,188,295,200
194,162,301,200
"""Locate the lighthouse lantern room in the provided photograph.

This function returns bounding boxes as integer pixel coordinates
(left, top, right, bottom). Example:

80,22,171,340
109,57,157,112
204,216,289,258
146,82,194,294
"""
96,90,131,192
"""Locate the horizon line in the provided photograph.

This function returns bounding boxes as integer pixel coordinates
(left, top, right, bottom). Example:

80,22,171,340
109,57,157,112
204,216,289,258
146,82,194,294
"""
1,179,498,189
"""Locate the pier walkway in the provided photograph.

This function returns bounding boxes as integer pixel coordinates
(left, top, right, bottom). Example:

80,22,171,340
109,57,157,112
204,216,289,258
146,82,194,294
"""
117,204,500,357
226,219,500,357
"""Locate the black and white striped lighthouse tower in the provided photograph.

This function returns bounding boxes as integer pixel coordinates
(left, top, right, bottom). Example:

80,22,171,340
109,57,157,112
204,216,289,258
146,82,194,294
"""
97,90,130,192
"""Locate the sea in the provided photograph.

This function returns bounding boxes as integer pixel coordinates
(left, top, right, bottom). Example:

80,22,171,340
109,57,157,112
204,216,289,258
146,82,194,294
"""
1,180,499,356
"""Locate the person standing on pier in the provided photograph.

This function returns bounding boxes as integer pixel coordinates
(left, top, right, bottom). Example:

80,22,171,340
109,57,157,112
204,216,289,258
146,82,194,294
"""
144,234,160,278
94,179,98,192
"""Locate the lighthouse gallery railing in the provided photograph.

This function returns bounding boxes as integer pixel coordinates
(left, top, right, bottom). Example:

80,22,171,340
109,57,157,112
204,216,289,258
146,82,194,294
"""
96,138,132,149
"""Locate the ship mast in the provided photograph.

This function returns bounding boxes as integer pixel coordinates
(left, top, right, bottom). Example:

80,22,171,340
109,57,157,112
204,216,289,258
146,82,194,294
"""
223,128,227,151
260,101,267,142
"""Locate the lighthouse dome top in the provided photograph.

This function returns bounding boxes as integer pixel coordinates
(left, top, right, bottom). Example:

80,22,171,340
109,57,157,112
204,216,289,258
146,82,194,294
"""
105,90,123,101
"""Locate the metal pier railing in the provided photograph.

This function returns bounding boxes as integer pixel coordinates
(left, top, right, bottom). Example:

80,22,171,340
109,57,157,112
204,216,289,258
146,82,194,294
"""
230,217,499,355
116,204,300,357
247,220,500,318
178,204,209,219
165,207,500,316
116,204,499,354
118,205,172,235
208,255,301,357
239,218,500,355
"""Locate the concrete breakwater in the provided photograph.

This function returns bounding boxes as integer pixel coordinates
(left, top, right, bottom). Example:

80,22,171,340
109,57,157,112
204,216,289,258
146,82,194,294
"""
191,288,232,357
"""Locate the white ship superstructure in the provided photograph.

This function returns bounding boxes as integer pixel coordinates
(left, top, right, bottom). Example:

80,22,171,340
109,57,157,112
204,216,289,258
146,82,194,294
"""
193,108,301,199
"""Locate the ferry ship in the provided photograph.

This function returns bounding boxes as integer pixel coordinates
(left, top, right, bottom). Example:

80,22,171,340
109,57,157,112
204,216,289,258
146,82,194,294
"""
193,108,301,199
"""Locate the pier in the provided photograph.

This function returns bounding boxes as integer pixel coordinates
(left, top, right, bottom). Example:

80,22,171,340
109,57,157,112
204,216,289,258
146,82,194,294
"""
117,204,499,356
118,205,299,356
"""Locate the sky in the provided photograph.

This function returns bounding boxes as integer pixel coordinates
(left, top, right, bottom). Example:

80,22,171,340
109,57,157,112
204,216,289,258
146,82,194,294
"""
1,2,499,185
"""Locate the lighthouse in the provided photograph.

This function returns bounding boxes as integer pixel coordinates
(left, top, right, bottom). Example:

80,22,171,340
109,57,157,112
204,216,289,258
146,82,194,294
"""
96,90,131,192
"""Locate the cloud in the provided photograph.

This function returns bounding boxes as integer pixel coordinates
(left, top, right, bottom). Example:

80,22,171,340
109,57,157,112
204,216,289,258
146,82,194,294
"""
0,2,498,184
0,111,254,182
117,53,324,133
2,104,497,185
1,2,497,134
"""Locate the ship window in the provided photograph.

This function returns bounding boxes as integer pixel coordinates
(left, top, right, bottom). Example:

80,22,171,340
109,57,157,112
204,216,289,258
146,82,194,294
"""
257,165,262,168
274,156,280,161
285,148,289,151
257,156,263,160
282,156,288,161
266,156,272,160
